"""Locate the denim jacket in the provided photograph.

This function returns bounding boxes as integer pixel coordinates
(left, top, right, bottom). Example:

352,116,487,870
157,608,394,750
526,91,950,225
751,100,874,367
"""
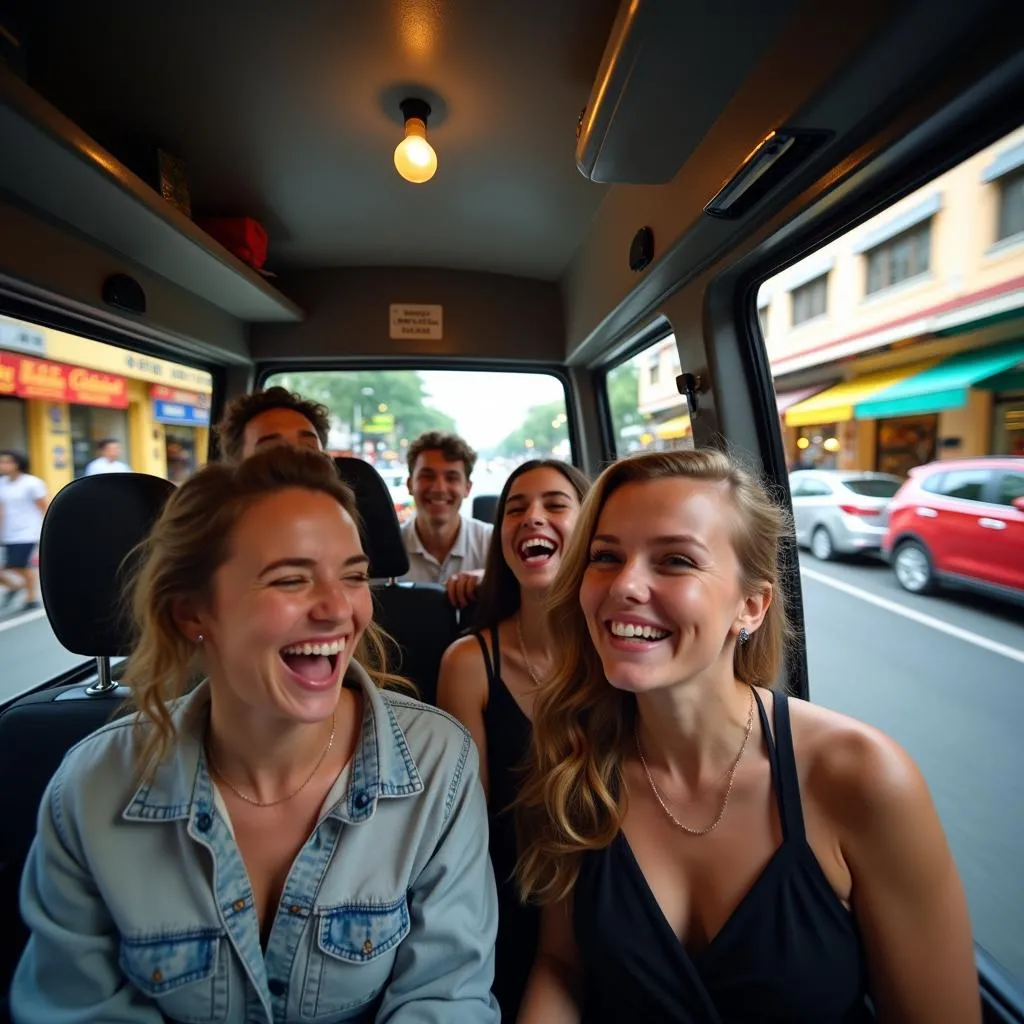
11,664,500,1023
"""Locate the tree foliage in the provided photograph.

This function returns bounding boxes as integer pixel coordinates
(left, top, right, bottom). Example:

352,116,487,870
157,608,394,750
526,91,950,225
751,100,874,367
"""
269,370,456,445
497,400,567,456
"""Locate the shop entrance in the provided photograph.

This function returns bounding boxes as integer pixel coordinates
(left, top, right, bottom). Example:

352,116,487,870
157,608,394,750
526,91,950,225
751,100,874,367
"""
69,405,130,477
875,414,937,476
0,397,27,455
993,393,1024,456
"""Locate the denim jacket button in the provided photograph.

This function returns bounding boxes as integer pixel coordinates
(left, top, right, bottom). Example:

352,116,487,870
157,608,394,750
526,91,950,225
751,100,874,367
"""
268,979,287,998
354,791,370,810
196,812,213,832
233,898,246,912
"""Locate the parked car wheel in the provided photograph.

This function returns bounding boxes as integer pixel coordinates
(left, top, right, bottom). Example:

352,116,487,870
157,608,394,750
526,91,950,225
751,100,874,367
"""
810,526,835,561
893,539,936,595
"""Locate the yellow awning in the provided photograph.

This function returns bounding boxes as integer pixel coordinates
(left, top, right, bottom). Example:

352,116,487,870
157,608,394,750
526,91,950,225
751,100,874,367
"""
654,414,691,439
784,361,937,428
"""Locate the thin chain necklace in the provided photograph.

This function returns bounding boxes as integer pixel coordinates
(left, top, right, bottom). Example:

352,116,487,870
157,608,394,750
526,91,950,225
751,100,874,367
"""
207,710,336,808
515,613,545,688
635,685,755,836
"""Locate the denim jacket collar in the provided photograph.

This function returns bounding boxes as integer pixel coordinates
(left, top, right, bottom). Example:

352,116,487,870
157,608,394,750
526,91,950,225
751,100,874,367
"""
122,661,424,827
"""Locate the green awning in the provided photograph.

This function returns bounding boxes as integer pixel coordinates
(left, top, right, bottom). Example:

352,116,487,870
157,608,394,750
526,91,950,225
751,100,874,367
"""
855,340,1024,418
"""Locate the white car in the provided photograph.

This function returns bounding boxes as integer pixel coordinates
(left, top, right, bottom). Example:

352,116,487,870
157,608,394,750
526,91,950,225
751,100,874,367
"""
377,466,415,523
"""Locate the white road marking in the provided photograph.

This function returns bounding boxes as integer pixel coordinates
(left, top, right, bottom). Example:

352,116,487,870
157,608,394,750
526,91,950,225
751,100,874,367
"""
799,566,1024,666
0,608,46,633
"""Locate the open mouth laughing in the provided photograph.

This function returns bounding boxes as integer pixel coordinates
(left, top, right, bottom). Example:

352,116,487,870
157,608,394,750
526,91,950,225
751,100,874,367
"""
517,536,558,567
279,636,347,690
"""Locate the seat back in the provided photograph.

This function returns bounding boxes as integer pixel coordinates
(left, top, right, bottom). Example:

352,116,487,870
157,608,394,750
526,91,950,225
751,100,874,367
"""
333,457,410,579
333,457,458,703
472,493,499,524
0,473,173,996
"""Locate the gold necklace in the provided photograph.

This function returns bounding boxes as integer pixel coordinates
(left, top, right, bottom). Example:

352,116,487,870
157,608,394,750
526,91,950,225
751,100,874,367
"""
635,686,754,836
207,710,336,808
515,613,545,688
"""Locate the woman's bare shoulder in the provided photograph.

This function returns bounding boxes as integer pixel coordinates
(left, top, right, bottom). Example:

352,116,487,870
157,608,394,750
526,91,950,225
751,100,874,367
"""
437,632,491,703
784,693,929,833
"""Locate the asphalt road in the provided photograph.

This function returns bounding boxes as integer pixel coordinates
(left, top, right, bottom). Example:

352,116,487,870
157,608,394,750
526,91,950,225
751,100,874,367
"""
796,552,1024,988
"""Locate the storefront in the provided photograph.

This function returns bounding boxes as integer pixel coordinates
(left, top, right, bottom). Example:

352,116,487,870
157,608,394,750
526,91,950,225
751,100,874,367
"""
0,354,28,453
783,361,934,471
794,423,842,469
855,338,1024,463
0,313,214,493
0,350,128,485
993,392,1024,456
0,395,27,453
70,404,131,477
875,414,938,476
150,385,211,483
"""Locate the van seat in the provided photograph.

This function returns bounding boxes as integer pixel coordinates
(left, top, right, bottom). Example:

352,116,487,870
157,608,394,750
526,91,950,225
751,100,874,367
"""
334,458,459,706
0,473,173,997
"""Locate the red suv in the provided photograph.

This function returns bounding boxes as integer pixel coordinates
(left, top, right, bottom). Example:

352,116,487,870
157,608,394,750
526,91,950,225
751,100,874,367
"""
883,457,1024,604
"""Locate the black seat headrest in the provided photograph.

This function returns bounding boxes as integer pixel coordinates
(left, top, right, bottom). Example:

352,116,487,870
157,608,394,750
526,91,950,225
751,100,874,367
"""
39,474,175,657
334,458,410,579
472,494,499,524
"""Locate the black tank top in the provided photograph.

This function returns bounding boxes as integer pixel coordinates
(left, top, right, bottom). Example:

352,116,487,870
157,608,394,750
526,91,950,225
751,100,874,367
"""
475,627,539,1022
573,689,872,1023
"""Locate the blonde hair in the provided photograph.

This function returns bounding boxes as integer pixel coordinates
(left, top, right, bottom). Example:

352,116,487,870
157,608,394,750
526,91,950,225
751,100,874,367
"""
121,446,410,779
515,448,793,903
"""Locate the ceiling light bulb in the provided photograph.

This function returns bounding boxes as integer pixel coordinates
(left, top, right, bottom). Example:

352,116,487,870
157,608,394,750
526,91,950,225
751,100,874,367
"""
394,116,437,183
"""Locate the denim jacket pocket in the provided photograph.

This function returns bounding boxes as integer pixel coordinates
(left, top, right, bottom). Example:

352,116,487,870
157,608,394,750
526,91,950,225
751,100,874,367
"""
119,928,227,1023
301,896,411,1020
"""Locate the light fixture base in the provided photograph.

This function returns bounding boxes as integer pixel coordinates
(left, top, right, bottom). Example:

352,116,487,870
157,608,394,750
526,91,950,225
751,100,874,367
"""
399,97,432,125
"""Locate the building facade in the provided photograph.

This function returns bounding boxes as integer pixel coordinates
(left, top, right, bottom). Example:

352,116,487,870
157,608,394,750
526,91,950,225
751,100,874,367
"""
634,126,1024,472
0,316,212,495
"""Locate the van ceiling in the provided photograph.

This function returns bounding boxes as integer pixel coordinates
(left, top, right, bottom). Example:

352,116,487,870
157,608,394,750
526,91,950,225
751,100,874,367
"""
18,0,621,281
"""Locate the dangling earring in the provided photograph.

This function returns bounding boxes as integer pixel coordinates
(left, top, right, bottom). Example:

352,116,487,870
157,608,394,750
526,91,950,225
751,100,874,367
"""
738,627,750,647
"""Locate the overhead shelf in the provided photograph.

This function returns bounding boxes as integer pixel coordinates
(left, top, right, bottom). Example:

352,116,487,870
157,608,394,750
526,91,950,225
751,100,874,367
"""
0,64,303,323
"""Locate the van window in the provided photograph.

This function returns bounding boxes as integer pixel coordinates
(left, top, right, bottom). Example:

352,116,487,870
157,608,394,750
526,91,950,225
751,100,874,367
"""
0,312,213,703
606,335,691,458
755,124,1024,988
264,368,571,510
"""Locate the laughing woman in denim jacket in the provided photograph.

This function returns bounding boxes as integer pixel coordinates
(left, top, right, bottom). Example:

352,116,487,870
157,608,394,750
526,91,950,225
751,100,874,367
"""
10,447,499,1024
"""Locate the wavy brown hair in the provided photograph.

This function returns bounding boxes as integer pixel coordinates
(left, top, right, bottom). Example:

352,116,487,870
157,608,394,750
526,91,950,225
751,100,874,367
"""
122,446,409,780
515,448,793,903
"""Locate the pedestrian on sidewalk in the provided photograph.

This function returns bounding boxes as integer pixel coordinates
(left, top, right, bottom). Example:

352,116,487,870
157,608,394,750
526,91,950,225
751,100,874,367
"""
0,450,48,612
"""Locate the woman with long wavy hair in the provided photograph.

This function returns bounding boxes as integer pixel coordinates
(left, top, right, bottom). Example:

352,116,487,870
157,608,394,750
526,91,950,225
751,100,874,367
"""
11,446,499,1024
437,458,589,1021
515,449,977,1024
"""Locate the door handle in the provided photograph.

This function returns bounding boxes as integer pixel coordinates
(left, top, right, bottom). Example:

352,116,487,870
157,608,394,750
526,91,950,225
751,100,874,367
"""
915,507,938,518
978,518,1006,530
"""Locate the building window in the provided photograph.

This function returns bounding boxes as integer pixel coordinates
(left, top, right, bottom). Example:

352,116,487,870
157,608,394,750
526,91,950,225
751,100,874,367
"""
997,169,1024,242
791,275,828,326
865,220,931,294
648,357,660,386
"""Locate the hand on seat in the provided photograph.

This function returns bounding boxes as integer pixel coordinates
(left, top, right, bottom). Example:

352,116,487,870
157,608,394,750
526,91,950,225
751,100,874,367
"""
445,570,483,609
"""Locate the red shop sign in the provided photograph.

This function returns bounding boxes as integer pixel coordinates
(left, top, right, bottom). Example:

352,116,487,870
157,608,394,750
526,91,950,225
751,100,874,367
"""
0,353,17,395
3,354,129,409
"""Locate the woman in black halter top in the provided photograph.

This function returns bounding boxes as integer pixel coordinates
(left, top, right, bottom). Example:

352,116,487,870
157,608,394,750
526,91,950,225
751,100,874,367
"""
437,459,590,1021
514,450,979,1024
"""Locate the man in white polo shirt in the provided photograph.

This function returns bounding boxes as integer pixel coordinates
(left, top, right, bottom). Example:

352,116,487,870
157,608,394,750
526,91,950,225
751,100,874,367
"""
401,431,493,608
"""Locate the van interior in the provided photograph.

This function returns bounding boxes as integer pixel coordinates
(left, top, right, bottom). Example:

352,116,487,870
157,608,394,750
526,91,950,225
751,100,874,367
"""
0,0,1022,1019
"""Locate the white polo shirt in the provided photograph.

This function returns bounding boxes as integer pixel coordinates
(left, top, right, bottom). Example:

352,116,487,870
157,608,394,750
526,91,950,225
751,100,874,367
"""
399,514,493,584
